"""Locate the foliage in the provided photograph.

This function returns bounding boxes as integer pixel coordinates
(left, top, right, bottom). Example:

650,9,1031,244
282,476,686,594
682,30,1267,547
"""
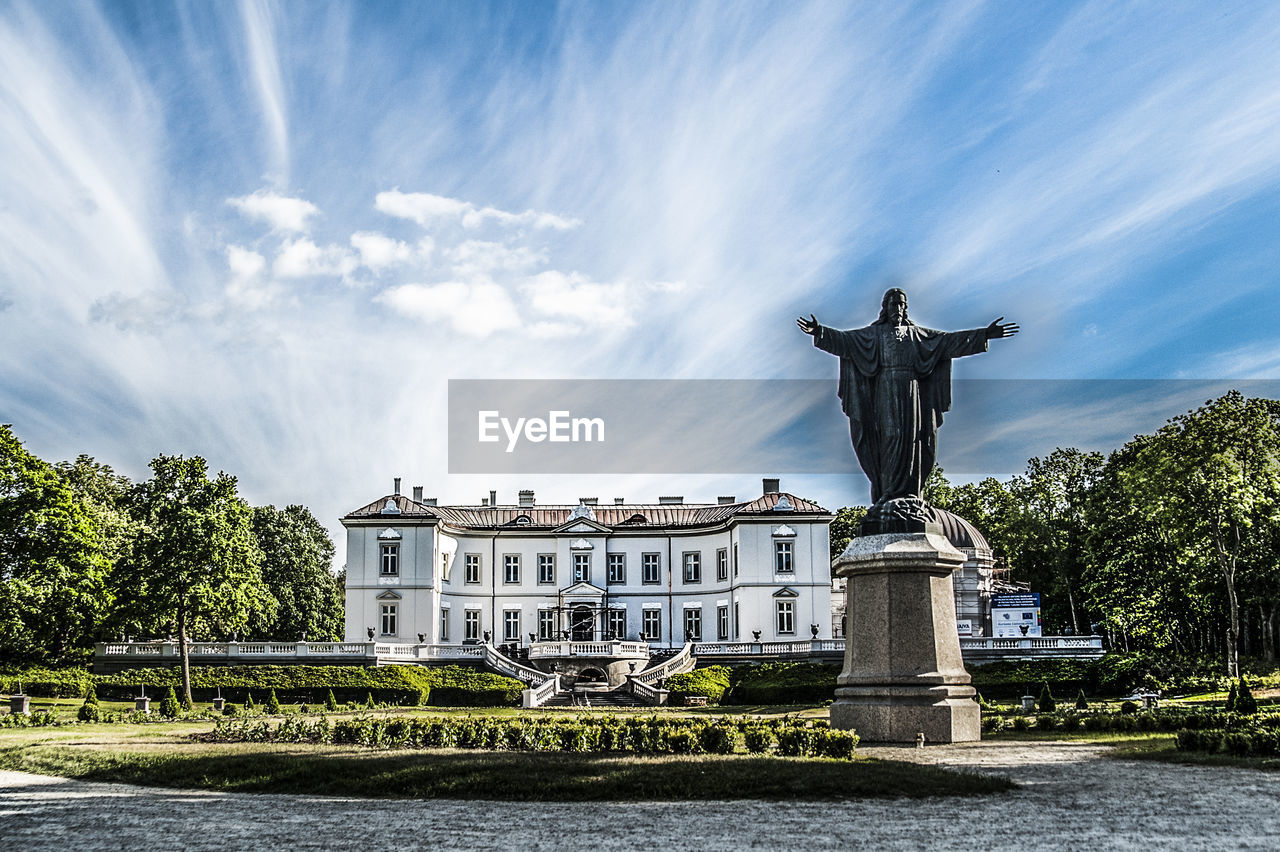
160,687,180,718
1226,681,1237,712
0,426,113,663
1237,678,1258,715
77,685,100,722
828,506,868,564
726,662,838,705
1037,682,1056,713
1075,689,1088,711
122,455,273,705
207,713,857,759
665,666,731,704
325,689,338,711
266,689,282,714
250,505,342,642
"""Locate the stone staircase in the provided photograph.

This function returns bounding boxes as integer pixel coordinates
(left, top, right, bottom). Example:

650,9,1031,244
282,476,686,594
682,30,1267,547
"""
538,688,646,709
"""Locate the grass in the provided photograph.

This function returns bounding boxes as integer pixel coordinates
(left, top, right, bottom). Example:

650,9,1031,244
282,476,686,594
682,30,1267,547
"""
0,721,1014,801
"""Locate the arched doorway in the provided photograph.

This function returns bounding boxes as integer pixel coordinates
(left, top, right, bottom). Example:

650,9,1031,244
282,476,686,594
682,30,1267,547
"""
570,605,595,641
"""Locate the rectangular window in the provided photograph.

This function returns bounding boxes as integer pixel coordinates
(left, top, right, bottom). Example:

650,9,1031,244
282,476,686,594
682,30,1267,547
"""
441,553,450,582
683,608,702,642
734,602,739,639
380,603,397,636
775,540,794,573
440,607,449,641
504,610,521,642
464,609,481,641
642,609,661,641
464,553,480,585
573,553,591,584
717,605,729,640
537,554,555,585
504,553,521,584
607,553,626,585
776,600,795,635
642,553,661,585
380,544,399,576
538,610,556,640
716,548,728,582
683,551,701,584
733,542,738,577
607,608,627,640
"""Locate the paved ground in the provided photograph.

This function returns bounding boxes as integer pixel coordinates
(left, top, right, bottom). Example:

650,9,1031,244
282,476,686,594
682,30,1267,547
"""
2,740,1279,850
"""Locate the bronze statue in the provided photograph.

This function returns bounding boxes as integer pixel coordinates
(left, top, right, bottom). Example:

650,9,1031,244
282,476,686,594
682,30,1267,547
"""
798,288,1018,532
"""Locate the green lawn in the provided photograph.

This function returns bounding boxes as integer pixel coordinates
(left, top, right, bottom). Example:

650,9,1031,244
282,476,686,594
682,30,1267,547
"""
0,718,1015,801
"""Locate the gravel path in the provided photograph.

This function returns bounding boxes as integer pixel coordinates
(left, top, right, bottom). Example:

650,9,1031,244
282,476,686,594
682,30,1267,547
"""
2,740,1279,850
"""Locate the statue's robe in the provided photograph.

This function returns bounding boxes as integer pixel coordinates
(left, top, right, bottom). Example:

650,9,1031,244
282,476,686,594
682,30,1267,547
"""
813,321,987,504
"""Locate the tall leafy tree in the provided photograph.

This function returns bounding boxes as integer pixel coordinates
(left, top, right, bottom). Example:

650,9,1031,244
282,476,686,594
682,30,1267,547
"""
1121,392,1280,677
125,455,272,704
0,426,110,662
1007,449,1104,633
251,504,343,641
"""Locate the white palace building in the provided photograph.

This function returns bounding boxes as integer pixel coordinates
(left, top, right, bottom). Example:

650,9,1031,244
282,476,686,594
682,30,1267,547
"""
342,478,834,652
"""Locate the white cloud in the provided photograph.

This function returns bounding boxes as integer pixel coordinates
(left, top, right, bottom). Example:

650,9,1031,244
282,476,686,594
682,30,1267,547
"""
448,240,546,275
377,281,521,337
88,290,188,333
224,244,281,310
521,270,633,328
350,230,418,271
238,0,289,179
375,189,580,231
273,237,357,278
227,190,319,233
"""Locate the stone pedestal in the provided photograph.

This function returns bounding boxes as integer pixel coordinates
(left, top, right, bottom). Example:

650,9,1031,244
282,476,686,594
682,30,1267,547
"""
10,694,30,715
212,698,226,713
830,527,980,744
134,697,151,714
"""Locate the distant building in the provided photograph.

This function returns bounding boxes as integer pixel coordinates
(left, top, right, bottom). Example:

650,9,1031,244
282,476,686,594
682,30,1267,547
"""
342,479,835,649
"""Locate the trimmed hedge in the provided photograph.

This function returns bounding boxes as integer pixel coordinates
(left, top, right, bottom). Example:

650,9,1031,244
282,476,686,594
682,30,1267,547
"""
666,666,732,705
1,665,523,707
209,713,858,758
726,662,837,706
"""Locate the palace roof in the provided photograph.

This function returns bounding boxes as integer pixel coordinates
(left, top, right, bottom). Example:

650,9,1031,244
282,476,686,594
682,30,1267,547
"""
343,491,829,530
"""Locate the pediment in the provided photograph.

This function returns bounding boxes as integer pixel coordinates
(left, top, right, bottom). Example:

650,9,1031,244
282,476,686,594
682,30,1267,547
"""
772,524,797,537
554,518,610,534
560,581,606,598
772,586,799,598
377,528,402,540
376,590,403,600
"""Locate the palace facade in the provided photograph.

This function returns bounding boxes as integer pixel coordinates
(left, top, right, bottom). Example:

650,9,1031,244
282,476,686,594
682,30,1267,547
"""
342,479,835,649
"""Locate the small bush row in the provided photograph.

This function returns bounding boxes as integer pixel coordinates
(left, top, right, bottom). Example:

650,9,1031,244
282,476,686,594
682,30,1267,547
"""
208,714,858,758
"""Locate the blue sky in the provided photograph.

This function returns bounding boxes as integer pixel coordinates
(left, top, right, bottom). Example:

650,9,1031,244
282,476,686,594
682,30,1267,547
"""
3,1,1280,553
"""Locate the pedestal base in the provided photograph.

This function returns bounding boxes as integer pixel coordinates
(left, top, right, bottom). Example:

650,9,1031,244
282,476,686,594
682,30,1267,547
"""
831,684,979,744
830,529,981,744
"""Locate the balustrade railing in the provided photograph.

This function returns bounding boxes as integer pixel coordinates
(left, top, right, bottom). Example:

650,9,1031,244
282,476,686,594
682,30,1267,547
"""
522,674,562,708
482,644,553,686
628,677,667,706
528,640,651,660
633,642,695,684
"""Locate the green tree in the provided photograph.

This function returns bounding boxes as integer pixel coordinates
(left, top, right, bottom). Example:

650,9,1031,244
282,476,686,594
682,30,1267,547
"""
123,455,273,705
250,504,342,640
0,425,111,662
1008,449,1104,634
1122,392,1280,677
828,506,867,572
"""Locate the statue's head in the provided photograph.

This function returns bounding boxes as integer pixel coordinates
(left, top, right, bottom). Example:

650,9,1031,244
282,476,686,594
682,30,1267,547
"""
877,288,909,325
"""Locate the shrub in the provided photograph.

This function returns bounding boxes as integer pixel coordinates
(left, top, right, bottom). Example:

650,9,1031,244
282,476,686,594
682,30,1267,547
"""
1037,682,1056,713
244,691,256,712
364,691,376,710
775,726,818,756
696,723,736,755
728,663,837,705
325,689,338,711
298,703,310,714
814,729,859,759
266,689,282,714
1011,715,1029,731
1075,689,1088,711
743,726,774,753
223,702,239,716
1120,700,1139,715
77,685,101,723
1237,679,1258,715
1059,712,1082,732
1034,714,1057,732
160,687,180,718
666,666,731,705
1225,681,1238,712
